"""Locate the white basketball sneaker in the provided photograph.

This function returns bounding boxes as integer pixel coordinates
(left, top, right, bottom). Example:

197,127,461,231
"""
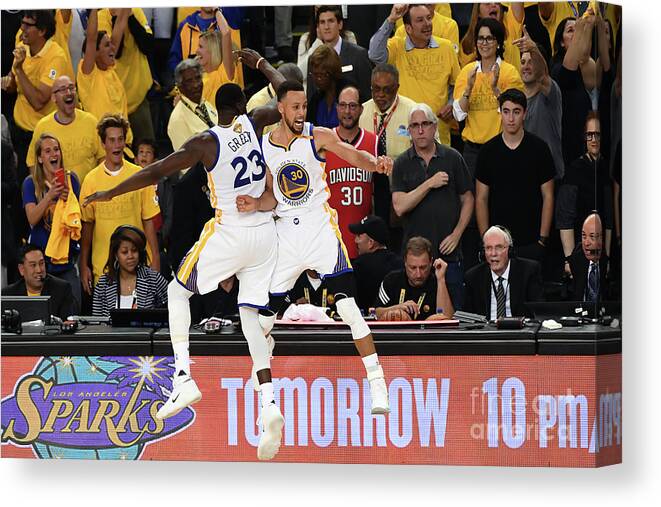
257,402,285,461
252,334,275,392
368,365,390,414
156,374,202,420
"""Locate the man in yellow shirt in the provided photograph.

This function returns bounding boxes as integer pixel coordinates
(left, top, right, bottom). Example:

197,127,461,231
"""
79,114,160,292
99,8,155,143
368,4,460,146
1,10,68,181
27,76,105,183
394,4,459,52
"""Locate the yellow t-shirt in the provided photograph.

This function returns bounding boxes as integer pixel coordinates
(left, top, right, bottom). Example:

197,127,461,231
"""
27,289,42,297
76,60,133,148
13,40,68,132
98,8,153,114
453,60,524,145
202,63,241,108
394,12,459,52
15,10,74,81
80,161,160,281
27,110,105,183
386,36,460,145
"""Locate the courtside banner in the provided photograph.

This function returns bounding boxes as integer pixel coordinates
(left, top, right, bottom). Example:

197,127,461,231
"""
1,355,621,466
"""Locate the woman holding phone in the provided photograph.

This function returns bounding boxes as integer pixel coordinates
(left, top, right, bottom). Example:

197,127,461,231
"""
22,133,81,312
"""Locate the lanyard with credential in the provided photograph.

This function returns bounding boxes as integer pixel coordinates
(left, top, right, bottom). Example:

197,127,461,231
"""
373,96,399,140
180,97,215,128
398,288,426,308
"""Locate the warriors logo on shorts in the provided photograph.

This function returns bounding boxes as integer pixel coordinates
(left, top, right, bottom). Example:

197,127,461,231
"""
277,163,312,205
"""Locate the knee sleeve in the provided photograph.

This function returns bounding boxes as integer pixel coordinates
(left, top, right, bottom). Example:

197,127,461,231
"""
239,307,271,372
168,280,193,343
335,297,371,341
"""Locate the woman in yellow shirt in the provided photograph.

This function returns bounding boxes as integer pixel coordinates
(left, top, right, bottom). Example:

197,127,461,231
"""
197,9,238,107
76,9,133,150
459,2,524,71
453,17,524,174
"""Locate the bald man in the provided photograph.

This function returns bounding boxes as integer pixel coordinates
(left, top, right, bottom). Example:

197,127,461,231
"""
27,75,105,182
568,213,610,302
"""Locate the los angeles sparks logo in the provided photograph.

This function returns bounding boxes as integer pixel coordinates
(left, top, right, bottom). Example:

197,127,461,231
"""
1,356,194,460
277,161,312,206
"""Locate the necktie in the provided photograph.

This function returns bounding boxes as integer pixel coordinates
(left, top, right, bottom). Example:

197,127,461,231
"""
588,263,599,302
377,113,387,156
196,103,214,128
495,276,506,318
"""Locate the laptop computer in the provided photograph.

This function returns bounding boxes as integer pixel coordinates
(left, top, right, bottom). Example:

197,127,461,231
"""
110,308,169,328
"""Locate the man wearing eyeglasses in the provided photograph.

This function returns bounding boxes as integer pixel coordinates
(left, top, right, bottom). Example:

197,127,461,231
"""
359,64,417,231
391,103,474,309
460,225,543,320
1,11,68,181
326,85,377,259
26,75,105,183
368,4,460,146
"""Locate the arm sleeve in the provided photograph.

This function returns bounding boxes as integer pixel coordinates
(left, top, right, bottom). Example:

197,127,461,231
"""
474,145,491,185
22,176,37,207
368,19,394,64
127,10,154,56
92,277,106,316
453,151,474,194
376,274,397,307
79,178,95,222
555,183,578,230
452,65,469,121
390,155,408,193
153,271,169,308
140,184,160,220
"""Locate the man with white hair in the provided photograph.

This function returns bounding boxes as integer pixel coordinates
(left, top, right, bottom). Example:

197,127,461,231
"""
391,102,473,309
462,225,544,320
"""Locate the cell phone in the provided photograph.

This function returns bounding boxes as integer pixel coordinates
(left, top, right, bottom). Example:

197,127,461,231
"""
55,168,65,187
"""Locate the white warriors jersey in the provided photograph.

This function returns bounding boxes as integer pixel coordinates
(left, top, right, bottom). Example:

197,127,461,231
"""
262,122,330,217
206,115,271,226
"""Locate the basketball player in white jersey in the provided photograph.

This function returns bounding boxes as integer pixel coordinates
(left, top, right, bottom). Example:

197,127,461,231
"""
236,80,394,415
84,49,288,461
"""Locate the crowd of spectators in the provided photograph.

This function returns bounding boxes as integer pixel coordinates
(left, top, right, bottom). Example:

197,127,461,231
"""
1,3,622,322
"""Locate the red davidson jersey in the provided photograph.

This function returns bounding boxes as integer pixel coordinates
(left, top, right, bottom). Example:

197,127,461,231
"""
325,128,377,259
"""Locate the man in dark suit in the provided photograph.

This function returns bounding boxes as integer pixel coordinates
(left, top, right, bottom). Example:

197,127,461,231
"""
2,244,74,320
568,213,609,302
463,226,544,320
307,6,372,102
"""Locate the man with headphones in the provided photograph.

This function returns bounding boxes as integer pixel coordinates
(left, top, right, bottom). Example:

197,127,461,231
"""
462,225,544,320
